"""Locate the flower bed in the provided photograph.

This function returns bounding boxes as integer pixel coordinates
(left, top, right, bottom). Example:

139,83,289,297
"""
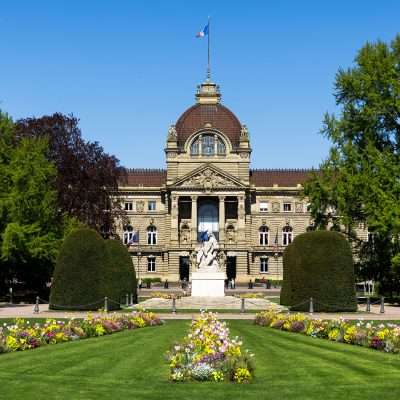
0,311,163,354
237,293,266,299
255,308,400,353
166,312,254,383
149,292,181,300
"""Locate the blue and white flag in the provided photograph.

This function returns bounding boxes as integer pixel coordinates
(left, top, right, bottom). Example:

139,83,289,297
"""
128,230,139,245
196,23,209,38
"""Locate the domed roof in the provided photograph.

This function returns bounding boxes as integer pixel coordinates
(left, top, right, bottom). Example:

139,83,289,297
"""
174,80,243,149
175,103,242,149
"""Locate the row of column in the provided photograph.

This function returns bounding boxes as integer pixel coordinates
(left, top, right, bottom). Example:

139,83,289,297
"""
170,193,245,246
190,195,225,243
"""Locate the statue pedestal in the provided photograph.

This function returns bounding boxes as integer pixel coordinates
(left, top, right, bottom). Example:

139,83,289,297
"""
191,272,225,297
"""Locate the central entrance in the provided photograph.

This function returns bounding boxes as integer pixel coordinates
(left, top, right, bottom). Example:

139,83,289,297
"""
197,197,219,241
179,256,190,281
226,256,237,280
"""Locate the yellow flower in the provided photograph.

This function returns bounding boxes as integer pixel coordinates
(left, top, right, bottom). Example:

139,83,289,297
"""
344,326,357,343
233,368,251,383
377,328,390,340
212,371,224,382
328,328,339,341
6,336,19,351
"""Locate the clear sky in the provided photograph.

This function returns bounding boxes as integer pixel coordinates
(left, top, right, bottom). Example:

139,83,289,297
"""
1,1,399,169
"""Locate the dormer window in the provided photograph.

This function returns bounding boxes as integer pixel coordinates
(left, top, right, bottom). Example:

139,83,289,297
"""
190,132,226,156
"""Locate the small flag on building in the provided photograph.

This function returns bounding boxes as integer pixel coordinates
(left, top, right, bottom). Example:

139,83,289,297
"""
196,23,209,38
128,230,139,245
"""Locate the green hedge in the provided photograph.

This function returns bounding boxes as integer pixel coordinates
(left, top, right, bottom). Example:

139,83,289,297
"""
50,229,136,310
280,230,357,312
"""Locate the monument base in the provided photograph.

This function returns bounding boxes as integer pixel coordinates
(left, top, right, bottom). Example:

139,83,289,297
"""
191,271,225,297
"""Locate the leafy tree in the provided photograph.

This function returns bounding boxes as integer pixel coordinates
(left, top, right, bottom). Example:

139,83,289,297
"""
0,120,61,293
0,111,15,293
304,35,400,292
15,113,126,232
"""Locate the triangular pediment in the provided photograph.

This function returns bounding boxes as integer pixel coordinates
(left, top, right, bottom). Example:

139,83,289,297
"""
172,164,247,190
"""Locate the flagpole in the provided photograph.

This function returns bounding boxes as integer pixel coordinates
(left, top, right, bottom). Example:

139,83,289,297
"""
207,16,211,80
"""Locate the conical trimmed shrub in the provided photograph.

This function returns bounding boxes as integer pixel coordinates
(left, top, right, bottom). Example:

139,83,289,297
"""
280,230,357,312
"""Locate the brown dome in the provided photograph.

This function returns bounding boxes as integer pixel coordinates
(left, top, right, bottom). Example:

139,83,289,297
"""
175,103,242,149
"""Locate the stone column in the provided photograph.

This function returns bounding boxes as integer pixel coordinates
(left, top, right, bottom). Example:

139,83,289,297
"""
191,195,198,245
238,195,246,242
219,195,225,244
171,194,179,243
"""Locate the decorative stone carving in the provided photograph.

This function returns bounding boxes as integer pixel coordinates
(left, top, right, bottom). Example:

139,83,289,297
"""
136,201,144,213
295,202,303,213
180,168,233,191
179,222,191,244
226,224,236,243
240,124,249,139
167,124,177,141
189,250,197,268
272,202,280,213
217,251,227,270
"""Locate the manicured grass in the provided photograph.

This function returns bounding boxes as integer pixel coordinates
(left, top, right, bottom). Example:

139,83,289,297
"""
1,320,400,399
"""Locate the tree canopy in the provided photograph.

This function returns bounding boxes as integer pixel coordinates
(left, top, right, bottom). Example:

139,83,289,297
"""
15,113,126,232
304,35,400,293
0,111,61,293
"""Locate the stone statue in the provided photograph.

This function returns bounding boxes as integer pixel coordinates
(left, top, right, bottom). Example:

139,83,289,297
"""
167,124,177,141
217,250,227,270
196,230,220,272
189,250,197,269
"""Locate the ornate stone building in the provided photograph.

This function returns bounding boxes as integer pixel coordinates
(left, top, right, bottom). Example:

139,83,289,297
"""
117,79,315,282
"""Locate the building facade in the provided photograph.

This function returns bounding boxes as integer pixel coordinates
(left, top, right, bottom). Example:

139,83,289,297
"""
117,79,317,282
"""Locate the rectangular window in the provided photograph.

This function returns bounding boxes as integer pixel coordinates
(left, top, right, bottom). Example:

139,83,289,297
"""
148,201,156,211
147,257,156,272
124,202,133,211
283,203,292,212
260,258,269,273
259,202,268,212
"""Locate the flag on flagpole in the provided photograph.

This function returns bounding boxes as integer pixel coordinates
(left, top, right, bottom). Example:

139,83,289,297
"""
196,23,209,38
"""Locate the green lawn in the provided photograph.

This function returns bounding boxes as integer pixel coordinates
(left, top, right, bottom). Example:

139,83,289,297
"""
1,320,400,399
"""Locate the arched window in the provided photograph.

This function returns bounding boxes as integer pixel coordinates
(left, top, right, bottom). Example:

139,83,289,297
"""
282,226,293,246
259,226,269,246
147,226,157,245
190,133,226,156
123,225,133,245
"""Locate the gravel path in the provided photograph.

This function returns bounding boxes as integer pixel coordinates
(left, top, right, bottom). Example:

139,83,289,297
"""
1,303,399,320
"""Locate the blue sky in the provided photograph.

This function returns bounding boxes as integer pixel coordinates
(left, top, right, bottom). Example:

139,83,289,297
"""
1,1,399,169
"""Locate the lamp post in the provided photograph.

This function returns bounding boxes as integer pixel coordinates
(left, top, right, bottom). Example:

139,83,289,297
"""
137,250,142,288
